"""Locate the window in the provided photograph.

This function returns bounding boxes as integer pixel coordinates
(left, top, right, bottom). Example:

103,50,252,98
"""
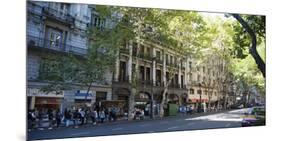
140,45,145,57
190,89,194,94
140,66,145,81
189,73,193,81
91,14,106,29
197,75,200,82
189,61,192,70
197,90,202,95
146,47,151,57
203,67,205,73
166,54,169,64
156,51,161,60
119,61,126,81
146,67,151,81
156,70,161,86
132,42,137,56
166,72,169,81
46,27,63,48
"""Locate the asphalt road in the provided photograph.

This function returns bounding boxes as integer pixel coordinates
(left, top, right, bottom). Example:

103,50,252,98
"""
28,108,249,140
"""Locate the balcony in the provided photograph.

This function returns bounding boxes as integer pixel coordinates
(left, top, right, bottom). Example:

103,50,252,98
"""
27,35,87,56
155,58,163,64
139,53,153,61
42,6,74,25
166,62,178,68
119,48,130,55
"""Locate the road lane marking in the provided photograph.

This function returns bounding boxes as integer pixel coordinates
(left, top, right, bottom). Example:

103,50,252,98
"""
225,123,231,127
71,132,90,136
167,126,179,130
112,127,123,131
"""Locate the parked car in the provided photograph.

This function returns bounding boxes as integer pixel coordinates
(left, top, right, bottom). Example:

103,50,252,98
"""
241,106,265,127
230,104,244,109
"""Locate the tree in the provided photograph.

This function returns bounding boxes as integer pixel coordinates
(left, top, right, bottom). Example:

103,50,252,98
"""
39,30,116,107
231,14,265,78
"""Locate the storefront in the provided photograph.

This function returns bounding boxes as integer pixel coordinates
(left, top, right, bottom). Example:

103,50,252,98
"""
27,88,64,111
35,97,63,110
74,91,93,108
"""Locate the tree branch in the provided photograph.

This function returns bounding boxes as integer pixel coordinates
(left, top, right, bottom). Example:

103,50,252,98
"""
232,14,265,78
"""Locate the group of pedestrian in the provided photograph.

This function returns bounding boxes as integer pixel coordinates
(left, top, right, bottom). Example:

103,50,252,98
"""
27,106,120,130
133,108,145,120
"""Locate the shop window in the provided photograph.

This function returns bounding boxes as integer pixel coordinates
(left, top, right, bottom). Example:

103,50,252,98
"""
96,92,107,102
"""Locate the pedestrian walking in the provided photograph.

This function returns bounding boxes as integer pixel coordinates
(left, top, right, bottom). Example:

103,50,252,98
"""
79,108,85,125
73,110,80,128
140,109,145,120
48,109,54,129
28,110,36,130
99,110,105,123
91,109,98,125
64,109,71,127
104,108,109,122
111,107,117,121
55,109,62,128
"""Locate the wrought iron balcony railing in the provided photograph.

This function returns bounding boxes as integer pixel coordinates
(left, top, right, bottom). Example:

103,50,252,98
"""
27,35,87,56
119,48,130,55
42,6,74,25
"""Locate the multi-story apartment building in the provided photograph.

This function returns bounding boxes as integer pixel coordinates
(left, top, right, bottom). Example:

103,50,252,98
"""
27,1,228,116
27,1,113,112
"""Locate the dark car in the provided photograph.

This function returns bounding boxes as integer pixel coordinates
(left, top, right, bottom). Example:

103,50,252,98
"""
241,107,265,127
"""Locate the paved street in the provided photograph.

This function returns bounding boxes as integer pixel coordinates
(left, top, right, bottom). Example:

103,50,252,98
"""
28,108,249,140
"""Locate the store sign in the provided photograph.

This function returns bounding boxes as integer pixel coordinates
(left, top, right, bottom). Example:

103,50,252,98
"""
27,88,64,98
35,97,62,105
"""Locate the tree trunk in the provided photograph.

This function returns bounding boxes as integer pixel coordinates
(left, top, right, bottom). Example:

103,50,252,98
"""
85,82,93,105
128,87,136,120
159,69,175,118
232,14,265,78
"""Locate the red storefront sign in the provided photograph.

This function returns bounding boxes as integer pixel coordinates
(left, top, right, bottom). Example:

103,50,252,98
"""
35,97,62,105
189,98,209,103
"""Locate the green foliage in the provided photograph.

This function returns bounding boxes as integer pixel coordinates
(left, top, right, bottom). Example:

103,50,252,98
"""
231,15,265,59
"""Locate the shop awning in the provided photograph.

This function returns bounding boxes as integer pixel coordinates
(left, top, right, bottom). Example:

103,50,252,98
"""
35,97,62,105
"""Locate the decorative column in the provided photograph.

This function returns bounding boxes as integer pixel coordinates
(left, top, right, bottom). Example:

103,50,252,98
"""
106,91,112,100
184,58,188,87
128,40,133,83
114,50,120,81
30,96,36,110
152,47,156,86
163,50,167,86
178,58,182,88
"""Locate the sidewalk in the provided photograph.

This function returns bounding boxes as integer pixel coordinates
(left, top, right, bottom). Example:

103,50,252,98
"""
29,109,231,131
